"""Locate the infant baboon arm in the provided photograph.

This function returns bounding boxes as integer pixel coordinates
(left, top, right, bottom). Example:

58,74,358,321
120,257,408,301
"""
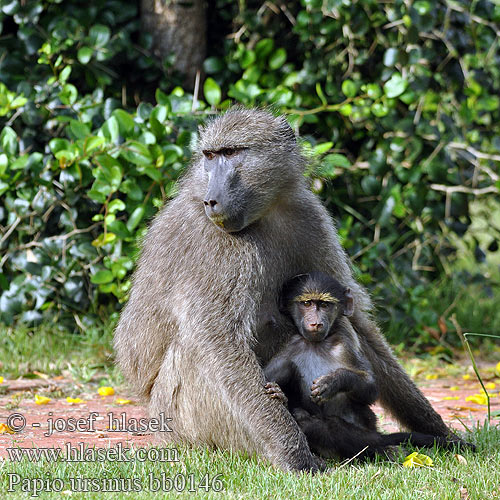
311,368,378,406
263,353,297,389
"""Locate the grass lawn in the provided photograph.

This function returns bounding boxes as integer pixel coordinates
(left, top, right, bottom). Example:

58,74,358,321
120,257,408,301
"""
1,323,499,499
0,428,499,499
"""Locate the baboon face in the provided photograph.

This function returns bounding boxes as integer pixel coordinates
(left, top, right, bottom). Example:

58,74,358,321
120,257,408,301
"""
290,299,340,342
201,147,252,232
197,108,300,232
282,271,354,342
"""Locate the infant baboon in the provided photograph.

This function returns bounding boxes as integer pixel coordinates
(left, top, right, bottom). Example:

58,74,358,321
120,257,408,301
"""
115,108,462,473
265,272,450,460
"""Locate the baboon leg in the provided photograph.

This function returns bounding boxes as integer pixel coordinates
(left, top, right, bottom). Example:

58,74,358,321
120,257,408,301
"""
352,311,450,437
294,410,383,460
380,432,464,450
150,338,318,472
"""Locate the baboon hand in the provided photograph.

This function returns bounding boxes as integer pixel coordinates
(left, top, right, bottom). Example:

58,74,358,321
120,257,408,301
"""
310,373,339,404
264,381,288,405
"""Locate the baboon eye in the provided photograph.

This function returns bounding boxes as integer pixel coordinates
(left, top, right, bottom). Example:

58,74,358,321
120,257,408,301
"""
203,151,216,160
222,148,237,157
302,301,312,307
319,301,329,309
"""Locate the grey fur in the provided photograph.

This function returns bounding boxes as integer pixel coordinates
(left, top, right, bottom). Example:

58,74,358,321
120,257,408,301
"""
114,107,450,472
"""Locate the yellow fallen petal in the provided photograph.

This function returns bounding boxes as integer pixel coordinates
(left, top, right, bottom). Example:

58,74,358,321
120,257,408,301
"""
465,394,488,405
66,397,85,404
462,374,471,380
449,386,460,391
442,396,460,400
496,362,500,376
98,386,115,396
485,382,496,390
115,398,132,405
34,394,51,405
425,374,439,380
0,376,4,384
0,423,14,434
403,451,434,468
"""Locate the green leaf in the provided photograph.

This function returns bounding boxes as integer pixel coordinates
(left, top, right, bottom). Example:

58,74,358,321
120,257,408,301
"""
313,142,333,155
121,141,151,166
92,233,116,248
49,138,69,154
269,48,287,70
203,57,224,74
339,104,352,116
240,49,256,69
10,96,27,108
0,153,7,173
10,154,29,170
204,77,221,106
371,102,389,117
108,199,126,214
383,73,408,98
255,38,274,58
89,25,111,47
126,206,145,232
383,48,398,67
414,0,431,15
113,109,135,134
77,46,93,64
102,116,120,143
155,89,169,106
324,153,351,169
85,136,105,153
59,66,71,83
90,270,114,284
341,80,357,98
1,126,17,155
164,144,183,164
120,179,143,201
69,120,90,140
59,84,78,105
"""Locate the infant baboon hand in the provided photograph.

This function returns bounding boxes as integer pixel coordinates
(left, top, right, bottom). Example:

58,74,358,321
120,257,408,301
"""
264,382,288,405
311,374,338,404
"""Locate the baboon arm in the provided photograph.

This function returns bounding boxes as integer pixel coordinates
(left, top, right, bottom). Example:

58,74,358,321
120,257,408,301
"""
340,369,378,405
312,368,378,405
352,310,450,436
263,355,296,388
193,332,318,472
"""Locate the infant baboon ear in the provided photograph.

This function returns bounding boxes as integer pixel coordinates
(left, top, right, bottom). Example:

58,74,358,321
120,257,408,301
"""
343,288,354,317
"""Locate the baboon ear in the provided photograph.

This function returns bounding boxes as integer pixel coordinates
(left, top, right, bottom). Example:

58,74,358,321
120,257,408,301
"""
343,288,354,317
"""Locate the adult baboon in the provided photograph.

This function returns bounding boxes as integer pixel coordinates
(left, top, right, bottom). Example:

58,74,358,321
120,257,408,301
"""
115,107,453,472
264,272,450,460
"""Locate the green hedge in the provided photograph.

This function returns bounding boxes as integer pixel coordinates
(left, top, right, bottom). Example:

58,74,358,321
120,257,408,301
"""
0,0,499,342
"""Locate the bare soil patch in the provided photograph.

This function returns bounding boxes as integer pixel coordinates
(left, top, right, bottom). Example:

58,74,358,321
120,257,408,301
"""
1,371,499,459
